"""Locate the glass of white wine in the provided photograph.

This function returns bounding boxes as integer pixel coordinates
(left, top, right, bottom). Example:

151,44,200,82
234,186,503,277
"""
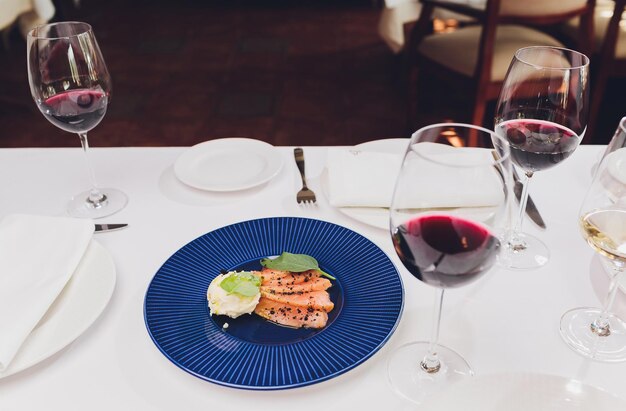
560,117,626,362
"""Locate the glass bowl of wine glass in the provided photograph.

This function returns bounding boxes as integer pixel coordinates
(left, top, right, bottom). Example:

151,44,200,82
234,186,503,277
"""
388,123,511,404
560,116,626,362
27,22,127,218
495,46,590,270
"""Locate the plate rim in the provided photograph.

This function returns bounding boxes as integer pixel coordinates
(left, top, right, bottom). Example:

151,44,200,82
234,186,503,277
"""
173,137,283,192
143,216,404,390
0,241,116,378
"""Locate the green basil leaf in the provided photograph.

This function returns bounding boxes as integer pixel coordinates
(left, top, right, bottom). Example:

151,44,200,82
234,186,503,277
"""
260,252,336,280
219,271,261,297
229,281,260,297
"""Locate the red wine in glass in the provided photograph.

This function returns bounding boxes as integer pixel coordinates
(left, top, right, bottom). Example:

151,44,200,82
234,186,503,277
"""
393,214,500,288
39,88,108,134
496,119,580,173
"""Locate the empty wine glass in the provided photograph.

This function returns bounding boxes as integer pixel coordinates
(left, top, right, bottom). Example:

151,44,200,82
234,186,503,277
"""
495,46,590,270
388,123,511,404
27,22,127,218
560,117,626,362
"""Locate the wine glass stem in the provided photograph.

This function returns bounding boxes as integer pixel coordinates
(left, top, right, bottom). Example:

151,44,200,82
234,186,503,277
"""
509,171,533,249
592,264,624,336
78,133,106,206
421,288,444,373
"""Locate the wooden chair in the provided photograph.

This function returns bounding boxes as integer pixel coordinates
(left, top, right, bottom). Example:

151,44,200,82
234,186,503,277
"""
378,0,476,54
405,0,596,131
582,0,626,143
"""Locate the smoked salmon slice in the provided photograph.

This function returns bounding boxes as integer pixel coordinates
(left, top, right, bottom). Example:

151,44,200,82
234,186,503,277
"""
254,298,328,329
261,277,332,295
252,268,334,328
260,290,334,312
257,268,321,286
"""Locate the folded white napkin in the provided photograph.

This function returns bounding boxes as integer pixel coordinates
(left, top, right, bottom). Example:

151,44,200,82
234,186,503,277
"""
327,148,403,208
326,143,504,208
0,214,93,371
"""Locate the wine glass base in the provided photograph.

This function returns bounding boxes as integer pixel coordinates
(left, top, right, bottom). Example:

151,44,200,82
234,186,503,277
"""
560,307,626,362
387,341,473,404
500,232,550,270
68,188,128,219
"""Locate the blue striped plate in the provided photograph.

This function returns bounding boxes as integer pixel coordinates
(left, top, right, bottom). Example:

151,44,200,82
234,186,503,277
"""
144,217,404,390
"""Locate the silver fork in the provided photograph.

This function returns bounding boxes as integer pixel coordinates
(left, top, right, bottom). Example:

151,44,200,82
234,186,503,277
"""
294,147,317,204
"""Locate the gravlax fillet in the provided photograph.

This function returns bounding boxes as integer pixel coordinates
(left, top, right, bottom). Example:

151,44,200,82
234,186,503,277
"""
254,298,328,329
261,277,332,295
258,268,321,286
260,289,334,312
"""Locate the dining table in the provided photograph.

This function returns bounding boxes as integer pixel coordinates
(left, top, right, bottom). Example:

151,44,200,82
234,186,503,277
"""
0,141,625,410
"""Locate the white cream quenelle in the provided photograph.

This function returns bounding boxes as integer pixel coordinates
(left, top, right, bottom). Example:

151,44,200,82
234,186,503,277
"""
207,272,261,319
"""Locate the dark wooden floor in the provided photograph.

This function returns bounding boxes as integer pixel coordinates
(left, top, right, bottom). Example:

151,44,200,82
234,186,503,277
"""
0,0,623,147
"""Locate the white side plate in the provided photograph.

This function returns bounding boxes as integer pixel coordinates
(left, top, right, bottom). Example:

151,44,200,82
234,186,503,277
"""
174,138,283,192
0,241,116,378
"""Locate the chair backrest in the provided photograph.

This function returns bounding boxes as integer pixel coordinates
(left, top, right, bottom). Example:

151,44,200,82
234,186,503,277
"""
476,0,595,84
407,0,596,128
410,0,596,80
500,0,588,17
586,0,626,143
599,0,626,61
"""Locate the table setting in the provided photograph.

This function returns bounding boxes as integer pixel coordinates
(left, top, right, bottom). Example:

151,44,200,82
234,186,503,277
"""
1,23,626,410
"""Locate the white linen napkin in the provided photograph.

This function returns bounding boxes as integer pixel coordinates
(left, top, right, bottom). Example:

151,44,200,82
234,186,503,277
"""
327,148,403,208
0,214,93,371
326,143,504,208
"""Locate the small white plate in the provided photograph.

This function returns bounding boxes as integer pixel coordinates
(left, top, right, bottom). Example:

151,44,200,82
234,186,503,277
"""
323,138,409,230
420,373,626,410
0,241,116,378
174,138,283,192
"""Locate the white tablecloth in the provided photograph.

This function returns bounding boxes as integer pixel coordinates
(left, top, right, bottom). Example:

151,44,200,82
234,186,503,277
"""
0,144,624,410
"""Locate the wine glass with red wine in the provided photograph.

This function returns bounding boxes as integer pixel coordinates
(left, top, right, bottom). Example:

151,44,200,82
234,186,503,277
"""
388,123,511,404
27,22,127,218
560,117,626,362
495,46,589,269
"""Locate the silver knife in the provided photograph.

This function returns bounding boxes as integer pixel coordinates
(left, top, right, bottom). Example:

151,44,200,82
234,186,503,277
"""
94,223,128,232
512,169,546,229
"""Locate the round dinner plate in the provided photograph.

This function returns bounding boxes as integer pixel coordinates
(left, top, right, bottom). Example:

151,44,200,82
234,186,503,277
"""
420,372,626,410
174,138,283,192
0,241,116,378
144,217,404,390
322,138,409,230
